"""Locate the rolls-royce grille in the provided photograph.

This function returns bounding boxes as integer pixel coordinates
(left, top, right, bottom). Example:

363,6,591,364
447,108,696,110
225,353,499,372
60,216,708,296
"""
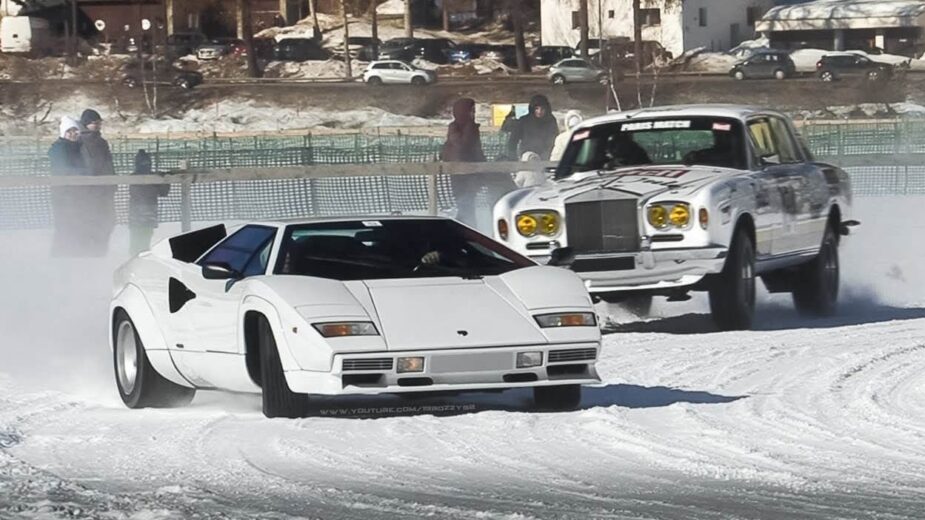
548,348,597,363
343,358,393,371
565,199,639,254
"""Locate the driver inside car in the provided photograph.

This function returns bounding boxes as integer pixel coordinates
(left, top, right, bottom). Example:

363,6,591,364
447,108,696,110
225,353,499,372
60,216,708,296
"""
604,133,651,168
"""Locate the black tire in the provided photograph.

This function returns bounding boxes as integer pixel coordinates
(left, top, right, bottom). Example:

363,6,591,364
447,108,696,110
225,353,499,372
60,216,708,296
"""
534,384,581,411
708,226,756,331
411,76,426,86
113,309,195,409
175,77,192,89
122,77,138,88
773,69,786,80
551,74,566,85
258,316,308,418
367,75,383,86
820,71,834,82
866,70,880,81
622,295,654,317
792,226,839,316
733,70,745,81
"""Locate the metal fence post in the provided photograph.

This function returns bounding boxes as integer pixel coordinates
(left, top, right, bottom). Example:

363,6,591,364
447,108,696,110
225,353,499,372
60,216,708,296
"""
428,164,440,216
180,173,192,232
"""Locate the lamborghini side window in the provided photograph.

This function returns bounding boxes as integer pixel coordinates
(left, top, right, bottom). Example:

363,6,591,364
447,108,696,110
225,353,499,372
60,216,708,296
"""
198,225,276,277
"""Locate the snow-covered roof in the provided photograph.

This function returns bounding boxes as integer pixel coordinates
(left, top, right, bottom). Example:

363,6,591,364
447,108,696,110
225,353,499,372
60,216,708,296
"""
756,0,925,32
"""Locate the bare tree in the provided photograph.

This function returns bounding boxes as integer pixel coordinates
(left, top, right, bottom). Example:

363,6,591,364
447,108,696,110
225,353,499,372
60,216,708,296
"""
508,0,530,73
241,0,259,77
342,0,352,78
404,0,413,37
370,0,379,59
442,0,449,31
578,0,589,60
309,0,321,39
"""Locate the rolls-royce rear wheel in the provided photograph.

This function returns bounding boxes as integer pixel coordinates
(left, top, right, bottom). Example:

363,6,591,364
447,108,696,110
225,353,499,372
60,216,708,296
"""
708,227,756,331
258,316,309,418
533,384,581,411
792,226,839,316
113,309,195,408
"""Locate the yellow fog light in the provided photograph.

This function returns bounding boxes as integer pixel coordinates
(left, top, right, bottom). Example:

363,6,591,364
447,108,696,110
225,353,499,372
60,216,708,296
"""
516,214,538,237
397,357,425,373
669,204,690,227
699,208,709,229
648,205,668,229
539,212,560,235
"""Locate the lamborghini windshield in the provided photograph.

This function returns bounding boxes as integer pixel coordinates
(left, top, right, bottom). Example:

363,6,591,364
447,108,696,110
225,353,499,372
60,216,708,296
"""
275,219,534,280
555,116,747,178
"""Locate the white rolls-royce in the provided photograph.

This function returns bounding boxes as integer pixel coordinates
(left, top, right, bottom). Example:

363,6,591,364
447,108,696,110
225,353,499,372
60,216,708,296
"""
494,105,857,330
110,217,601,417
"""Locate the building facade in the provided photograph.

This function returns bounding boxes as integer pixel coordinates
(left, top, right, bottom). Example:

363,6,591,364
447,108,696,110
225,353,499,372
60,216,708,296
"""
541,0,776,57
756,0,925,57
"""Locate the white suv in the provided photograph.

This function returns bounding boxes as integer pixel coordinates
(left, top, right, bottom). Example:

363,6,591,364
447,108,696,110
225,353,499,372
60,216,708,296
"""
363,60,436,86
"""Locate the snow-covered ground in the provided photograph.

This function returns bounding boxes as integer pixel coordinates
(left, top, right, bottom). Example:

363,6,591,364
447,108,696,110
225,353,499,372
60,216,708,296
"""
0,197,924,518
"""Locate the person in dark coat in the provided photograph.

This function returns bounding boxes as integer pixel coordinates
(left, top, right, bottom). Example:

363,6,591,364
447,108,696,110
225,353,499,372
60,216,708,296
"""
78,108,117,256
128,149,170,256
441,98,514,229
49,116,90,256
506,94,559,159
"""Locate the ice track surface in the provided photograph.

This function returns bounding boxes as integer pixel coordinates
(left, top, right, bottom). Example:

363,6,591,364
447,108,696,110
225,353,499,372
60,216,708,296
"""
1,198,924,519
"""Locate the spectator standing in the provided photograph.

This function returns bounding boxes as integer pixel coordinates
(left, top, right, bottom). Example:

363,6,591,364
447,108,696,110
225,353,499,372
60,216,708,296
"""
79,109,117,256
506,94,559,160
550,110,584,161
128,150,170,256
48,116,89,256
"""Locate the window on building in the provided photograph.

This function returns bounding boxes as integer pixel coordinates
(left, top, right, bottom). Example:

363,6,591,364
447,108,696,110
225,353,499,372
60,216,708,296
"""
608,10,615,19
639,8,661,27
699,7,707,27
571,11,579,30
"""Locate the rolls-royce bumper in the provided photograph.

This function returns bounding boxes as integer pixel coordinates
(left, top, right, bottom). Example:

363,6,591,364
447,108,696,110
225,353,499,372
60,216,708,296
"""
529,246,728,293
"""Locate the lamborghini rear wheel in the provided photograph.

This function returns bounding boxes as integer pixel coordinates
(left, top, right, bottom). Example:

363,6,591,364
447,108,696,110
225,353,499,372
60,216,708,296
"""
113,309,195,408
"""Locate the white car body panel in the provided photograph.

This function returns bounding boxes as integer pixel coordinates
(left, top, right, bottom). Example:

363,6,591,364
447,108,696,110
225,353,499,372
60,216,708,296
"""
110,217,601,397
494,105,854,295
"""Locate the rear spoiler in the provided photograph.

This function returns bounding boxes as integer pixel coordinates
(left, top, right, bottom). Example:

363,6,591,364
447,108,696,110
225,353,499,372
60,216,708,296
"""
168,224,227,263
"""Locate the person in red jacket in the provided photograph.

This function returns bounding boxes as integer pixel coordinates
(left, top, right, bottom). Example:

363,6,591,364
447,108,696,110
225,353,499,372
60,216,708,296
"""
441,98,512,229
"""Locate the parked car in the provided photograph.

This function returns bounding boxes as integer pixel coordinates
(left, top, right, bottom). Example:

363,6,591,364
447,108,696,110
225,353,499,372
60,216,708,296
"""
378,37,419,61
494,105,857,331
534,46,575,66
196,38,245,60
109,217,601,417
363,60,436,85
730,50,796,80
547,58,607,84
119,61,204,89
274,38,330,61
481,44,517,67
344,36,381,60
0,16,55,56
816,53,894,81
166,32,206,59
379,37,457,64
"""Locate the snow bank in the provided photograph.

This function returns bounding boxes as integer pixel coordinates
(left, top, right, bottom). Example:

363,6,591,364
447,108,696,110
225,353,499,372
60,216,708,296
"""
671,47,738,73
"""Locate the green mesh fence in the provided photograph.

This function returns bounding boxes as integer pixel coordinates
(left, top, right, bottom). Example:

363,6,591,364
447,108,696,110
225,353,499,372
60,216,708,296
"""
1,123,924,231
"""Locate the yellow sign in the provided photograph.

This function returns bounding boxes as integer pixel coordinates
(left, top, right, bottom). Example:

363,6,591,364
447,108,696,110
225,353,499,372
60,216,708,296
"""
491,103,529,127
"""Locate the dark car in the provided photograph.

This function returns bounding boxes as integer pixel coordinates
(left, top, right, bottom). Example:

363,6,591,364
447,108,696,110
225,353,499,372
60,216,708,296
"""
379,37,457,64
730,50,796,80
481,44,517,67
166,32,207,59
534,46,575,66
273,38,330,61
378,37,419,60
816,53,894,81
345,36,381,61
119,61,203,89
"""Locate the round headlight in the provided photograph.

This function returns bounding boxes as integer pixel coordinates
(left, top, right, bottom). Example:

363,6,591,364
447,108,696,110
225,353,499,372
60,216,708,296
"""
669,204,690,227
539,212,560,235
516,214,538,236
648,205,668,229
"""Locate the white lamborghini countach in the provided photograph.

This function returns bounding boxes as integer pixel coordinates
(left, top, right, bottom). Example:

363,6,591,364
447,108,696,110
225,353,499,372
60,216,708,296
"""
110,217,601,417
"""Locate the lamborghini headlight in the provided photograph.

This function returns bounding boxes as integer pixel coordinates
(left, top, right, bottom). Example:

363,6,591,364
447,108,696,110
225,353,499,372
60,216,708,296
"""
516,211,560,237
535,312,597,328
313,322,379,338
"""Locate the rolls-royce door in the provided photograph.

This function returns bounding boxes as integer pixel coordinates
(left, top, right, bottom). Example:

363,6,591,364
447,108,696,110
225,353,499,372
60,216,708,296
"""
746,116,818,256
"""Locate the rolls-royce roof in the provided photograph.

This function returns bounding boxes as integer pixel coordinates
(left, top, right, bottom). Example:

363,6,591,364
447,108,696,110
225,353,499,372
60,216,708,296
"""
578,104,786,129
